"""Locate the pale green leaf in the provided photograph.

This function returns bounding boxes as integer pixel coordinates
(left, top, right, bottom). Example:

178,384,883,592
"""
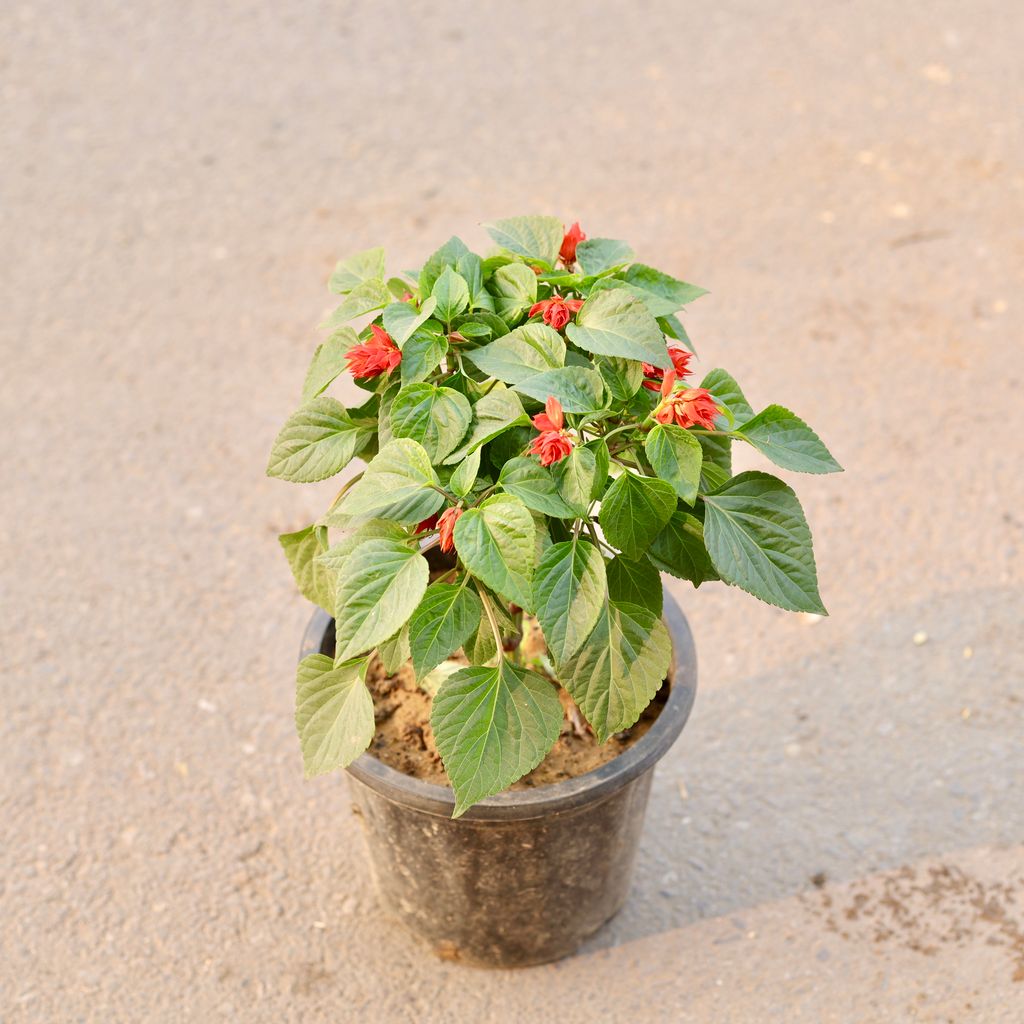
418,236,470,297
279,525,335,611
443,386,529,464
378,626,410,675
333,539,430,660
700,368,753,424
513,367,605,413
566,288,671,367
453,494,538,611
576,238,635,276
551,446,597,516
390,383,472,463
431,266,470,322
267,396,373,483
483,216,564,266
431,660,562,815
599,264,707,316
333,438,444,524
597,355,644,402
295,654,375,776
383,296,438,347
301,329,355,402
400,324,448,384
320,279,391,329
450,447,481,498
465,323,564,384
315,520,409,571
328,247,386,295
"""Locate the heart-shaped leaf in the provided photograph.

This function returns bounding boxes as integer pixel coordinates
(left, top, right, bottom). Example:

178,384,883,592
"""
533,539,607,664
334,438,444,525
599,471,676,559
645,423,703,504
408,582,482,680
566,288,671,368
267,396,373,483
390,383,472,462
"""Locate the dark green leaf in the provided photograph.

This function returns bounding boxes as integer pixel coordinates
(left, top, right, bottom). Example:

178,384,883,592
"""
648,511,717,586
702,471,825,613
443,386,529,464
645,423,703,504
597,355,644,402
408,583,482,680
606,554,663,614
600,472,676,559
736,405,842,474
558,601,671,742
400,324,448,384
700,368,753,424
533,539,607,664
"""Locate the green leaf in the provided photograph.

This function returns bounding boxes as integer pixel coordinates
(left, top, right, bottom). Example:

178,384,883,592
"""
450,447,481,498
606,554,663,614
558,601,671,742
455,252,488,309
320,279,391,329
702,471,825,613
295,654,375,777
315,520,408,571
390,383,472,463
533,539,606,664
599,472,676,559
701,368,753,424
645,423,703,504
333,539,429,660
597,355,644,402
267,396,373,483
658,313,694,353
575,238,635,276
483,216,564,266
400,324,448,384
431,266,470,323
279,525,335,611
513,367,605,414
382,296,438,347
489,262,538,323
499,457,577,518
647,512,717,586
408,583,482,680
566,288,671,368
328,247,386,295
605,264,707,316
551,446,597,515
301,329,355,402
378,626,410,675
453,495,538,611
334,438,445,524
465,323,564,383
443,386,529,464
736,405,842,474
418,236,470,298
431,661,562,815
588,439,611,500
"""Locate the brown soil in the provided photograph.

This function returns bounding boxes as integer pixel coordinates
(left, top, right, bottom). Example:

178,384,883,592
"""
361,617,667,789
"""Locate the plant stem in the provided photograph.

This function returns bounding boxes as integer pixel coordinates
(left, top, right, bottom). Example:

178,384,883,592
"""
328,471,363,509
477,585,504,654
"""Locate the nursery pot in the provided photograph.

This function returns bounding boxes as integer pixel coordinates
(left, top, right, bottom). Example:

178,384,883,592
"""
299,588,697,968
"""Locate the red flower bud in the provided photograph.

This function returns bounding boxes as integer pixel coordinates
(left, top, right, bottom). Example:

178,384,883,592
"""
528,296,585,331
559,222,586,266
437,506,463,554
529,396,575,466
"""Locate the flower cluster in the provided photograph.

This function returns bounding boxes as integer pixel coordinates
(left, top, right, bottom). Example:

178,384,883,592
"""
345,324,401,379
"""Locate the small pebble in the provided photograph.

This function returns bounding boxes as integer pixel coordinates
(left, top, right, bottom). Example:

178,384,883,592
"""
197,698,217,713
961,707,972,720
963,646,973,659
677,779,689,800
312,921,326,930
800,612,825,626
921,64,952,84
913,631,928,646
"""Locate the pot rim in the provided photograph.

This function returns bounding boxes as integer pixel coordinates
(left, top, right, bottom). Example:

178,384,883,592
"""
298,587,697,821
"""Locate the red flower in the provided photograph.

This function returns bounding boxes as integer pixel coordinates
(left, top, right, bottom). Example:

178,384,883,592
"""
345,324,401,379
641,343,693,391
529,396,575,466
438,507,462,554
415,512,440,534
654,371,720,430
560,222,586,265
529,296,584,331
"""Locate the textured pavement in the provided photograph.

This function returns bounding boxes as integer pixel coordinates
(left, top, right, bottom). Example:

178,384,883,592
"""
2,1,1023,1021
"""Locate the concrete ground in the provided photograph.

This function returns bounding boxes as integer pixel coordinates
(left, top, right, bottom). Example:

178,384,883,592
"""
2,1,1022,1020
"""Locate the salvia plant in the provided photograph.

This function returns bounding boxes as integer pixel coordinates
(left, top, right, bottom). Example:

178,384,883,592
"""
269,216,841,816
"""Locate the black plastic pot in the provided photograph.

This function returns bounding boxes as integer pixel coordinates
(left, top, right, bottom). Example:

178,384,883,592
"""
298,588,697,967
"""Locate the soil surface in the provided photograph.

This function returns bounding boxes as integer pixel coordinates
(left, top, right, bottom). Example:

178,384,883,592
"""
363,619,665,787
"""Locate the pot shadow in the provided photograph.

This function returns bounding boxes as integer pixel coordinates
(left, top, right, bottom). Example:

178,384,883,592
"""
580,583,1024,953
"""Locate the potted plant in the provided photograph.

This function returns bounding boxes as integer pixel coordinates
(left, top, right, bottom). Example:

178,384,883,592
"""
269,216,840,966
